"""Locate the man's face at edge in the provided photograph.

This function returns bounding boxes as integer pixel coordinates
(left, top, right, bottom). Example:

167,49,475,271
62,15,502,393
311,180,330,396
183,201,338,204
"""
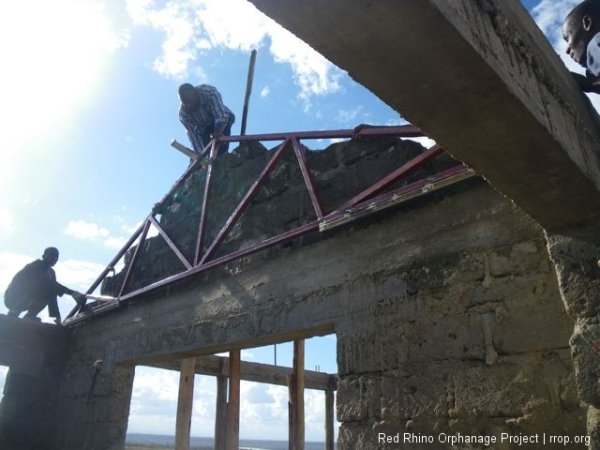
563,14,592,67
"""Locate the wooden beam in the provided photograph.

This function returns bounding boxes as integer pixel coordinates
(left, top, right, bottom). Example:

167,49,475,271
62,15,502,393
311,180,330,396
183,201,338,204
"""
226,350,240,450
145,354,335,391
175,358,196,450
215,358,227,450
288,340,305,450
325,389,334,450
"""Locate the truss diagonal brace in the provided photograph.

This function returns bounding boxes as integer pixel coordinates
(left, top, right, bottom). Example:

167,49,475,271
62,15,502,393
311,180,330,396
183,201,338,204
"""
149,215,192,270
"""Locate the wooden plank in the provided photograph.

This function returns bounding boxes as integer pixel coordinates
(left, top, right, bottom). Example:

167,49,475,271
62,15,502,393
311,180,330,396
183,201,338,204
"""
175,358,196,450
145,354,334,391
288,373,295,450
215,358,228,450
289,340,305,450
226,350,241,450
325,389,334,450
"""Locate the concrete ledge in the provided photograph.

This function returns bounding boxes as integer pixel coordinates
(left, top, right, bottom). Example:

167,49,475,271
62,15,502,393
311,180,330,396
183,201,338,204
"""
0,314,70,372
249,0,600,231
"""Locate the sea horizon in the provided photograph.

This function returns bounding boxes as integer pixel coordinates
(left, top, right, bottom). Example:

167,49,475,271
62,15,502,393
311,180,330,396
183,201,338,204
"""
127,432,329,450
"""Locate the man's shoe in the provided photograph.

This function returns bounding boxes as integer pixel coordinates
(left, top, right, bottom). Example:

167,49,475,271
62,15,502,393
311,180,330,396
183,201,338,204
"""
23,316,42,322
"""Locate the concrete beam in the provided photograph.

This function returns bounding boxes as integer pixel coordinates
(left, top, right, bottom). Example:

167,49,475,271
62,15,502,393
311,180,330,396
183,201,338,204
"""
248,0,600,231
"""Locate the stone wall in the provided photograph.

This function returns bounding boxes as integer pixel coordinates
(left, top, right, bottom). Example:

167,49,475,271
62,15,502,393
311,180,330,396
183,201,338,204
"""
49,174,585,449
547,224,600,449
0,317,71,450
335,241,582,449
101,136,454,295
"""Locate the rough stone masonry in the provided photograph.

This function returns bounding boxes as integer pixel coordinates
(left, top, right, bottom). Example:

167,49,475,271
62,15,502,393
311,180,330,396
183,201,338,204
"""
0,136,590,449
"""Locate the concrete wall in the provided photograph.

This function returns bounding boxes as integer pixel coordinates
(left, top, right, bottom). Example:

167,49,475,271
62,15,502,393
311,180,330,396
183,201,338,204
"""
547,224,600,449
0,316,71,450
49,180,583,449
242,2,600,445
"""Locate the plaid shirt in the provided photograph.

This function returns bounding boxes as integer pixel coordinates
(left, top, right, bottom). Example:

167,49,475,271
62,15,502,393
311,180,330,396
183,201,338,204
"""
179,84,233,153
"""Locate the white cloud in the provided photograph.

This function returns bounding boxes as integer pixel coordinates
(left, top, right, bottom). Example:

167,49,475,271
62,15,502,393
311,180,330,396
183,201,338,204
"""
64,218,157,251
0,252,33,300
106,222,157,249
127,363,333,441
55,258,107,293
64,219,110,240
104,236,129,250
267,23,342,105
246,382,274,404
408,136,436,149
336,106,364,124
260,86,270,98
125,0,343,102
216,349,255,360
0,365,8,402
127,0,197,78
0,210,14,235
531,0,579,47
129,366,216,436
386,117,406,127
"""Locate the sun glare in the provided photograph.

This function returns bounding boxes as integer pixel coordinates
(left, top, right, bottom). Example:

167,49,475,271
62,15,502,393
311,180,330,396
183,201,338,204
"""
0,0,124,185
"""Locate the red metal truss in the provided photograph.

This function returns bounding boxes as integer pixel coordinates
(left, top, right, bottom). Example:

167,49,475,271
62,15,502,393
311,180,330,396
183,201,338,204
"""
66,126,475,322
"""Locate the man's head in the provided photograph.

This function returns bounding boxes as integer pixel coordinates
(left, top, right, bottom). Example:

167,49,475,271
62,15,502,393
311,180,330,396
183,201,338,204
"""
42,247,59,266
563,0,600,67
178,83,200,110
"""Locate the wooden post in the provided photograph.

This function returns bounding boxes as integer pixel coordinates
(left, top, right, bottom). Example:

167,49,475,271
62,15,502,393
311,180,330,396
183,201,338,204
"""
240,49,257,136
288,340,305,450
325,388,334,450
215,357,228,450
226,350,241,450
175,358,196,450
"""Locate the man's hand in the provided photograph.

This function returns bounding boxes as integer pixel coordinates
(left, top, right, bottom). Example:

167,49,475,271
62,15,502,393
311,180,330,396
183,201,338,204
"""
571,72,600,94
71,291,86,305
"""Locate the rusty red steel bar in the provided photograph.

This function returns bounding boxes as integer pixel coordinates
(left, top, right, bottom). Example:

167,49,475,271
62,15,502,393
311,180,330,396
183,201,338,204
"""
213,125,424,143
117,165,473,302
156,125,423,226
71,126,473,320
65,220,147,319
149,215,192,270
199,138,292,265
194,140,218,265
335,144,445,213
325,164,471,221
291,137,324,220
120,221,321,301
118,218,152,298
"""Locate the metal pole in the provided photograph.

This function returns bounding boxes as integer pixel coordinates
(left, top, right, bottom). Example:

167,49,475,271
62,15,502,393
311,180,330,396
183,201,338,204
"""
240,49,257,136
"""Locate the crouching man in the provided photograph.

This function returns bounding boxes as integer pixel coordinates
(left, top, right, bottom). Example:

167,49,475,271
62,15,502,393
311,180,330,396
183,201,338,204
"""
4,247,85,325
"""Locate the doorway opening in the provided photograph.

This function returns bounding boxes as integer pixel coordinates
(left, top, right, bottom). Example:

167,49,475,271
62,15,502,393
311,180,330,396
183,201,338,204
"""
125,333,338,449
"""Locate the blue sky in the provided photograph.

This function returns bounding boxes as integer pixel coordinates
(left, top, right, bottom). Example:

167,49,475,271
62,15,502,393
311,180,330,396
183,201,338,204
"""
0,0,596,442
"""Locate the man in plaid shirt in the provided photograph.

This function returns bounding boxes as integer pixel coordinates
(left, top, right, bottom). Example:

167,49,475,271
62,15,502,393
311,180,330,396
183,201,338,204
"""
178,83,236,158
